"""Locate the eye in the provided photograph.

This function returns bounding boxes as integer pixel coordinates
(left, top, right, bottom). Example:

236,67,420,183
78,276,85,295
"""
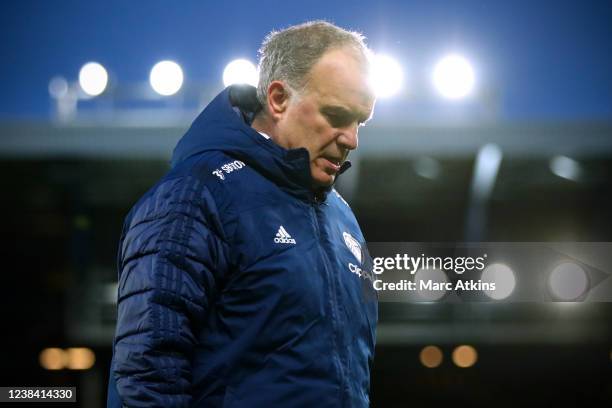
324,112,353,128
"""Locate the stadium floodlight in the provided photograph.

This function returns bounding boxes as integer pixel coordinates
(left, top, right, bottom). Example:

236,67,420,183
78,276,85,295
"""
78,62,108,97
150,60,184,96
368,54,403,98
222,59,258,87
432,54,475,99
481,263,516,300
548,262,589,301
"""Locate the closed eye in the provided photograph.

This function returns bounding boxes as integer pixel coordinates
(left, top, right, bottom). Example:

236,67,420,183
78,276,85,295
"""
321,106,365,128
324,112,353,128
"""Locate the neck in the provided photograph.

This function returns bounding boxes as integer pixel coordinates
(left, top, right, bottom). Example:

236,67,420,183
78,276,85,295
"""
252,112,284,147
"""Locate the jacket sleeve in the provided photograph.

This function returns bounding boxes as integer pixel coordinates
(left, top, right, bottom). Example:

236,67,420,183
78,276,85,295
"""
112,176,226,408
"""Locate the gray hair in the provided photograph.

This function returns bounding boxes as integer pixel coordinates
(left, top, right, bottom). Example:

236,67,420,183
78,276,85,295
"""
256,20,371,111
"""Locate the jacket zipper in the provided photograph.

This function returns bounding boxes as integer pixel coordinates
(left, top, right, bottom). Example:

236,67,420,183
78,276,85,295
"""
310,202,347,406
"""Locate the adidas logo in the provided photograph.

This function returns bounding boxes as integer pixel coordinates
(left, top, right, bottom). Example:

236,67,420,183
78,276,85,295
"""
274,225,296,244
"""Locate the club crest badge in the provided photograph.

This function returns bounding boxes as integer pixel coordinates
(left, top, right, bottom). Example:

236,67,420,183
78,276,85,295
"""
343,232,362,263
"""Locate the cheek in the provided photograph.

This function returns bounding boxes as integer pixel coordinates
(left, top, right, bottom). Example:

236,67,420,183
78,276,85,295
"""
296,105,331,139
295,103,316,127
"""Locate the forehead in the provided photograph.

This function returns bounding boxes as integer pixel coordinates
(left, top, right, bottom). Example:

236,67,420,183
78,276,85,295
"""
304,48,375,114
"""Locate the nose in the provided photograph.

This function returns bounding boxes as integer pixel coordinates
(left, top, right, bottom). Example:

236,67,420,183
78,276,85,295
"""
337,123,359,151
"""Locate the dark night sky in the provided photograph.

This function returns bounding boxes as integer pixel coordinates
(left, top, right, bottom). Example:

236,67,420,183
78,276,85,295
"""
1,0,611,120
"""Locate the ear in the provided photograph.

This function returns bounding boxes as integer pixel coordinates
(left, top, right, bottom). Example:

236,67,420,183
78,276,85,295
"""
266,81,291,121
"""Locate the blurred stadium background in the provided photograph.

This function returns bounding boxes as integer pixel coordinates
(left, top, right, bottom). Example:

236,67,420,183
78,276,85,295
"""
1,1,611,407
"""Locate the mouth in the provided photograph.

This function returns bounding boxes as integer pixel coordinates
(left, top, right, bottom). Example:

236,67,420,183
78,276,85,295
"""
320,156,343,173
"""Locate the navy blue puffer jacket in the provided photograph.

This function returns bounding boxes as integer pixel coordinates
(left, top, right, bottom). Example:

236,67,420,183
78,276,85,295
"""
107,85,378,407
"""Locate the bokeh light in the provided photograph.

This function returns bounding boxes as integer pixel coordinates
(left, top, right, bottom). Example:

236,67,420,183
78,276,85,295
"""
48,76,69,99
66,347,96,370
550,156,582,181
419,345,443,368
222,59,258,87
78,62,108,97
432,54,475,99
150,60,184,96
369,54,404,98
481,263,516,300
548,262,589,301
414,268,448,301
39,348,67,370
452,345,478,368
413,156,441,179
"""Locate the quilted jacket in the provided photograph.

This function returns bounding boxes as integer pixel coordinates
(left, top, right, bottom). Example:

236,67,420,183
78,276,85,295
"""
107,85,378,407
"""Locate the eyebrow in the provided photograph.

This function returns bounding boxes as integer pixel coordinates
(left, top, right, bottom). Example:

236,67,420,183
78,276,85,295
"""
321,105,371,124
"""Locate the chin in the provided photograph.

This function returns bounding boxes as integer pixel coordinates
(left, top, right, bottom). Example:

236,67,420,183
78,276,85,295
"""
312,174,335,188
311,166,337,188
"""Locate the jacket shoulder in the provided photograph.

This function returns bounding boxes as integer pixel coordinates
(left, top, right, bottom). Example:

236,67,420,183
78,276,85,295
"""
329,188,352,209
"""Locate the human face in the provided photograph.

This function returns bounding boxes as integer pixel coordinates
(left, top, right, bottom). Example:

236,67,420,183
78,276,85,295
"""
276,48,375,188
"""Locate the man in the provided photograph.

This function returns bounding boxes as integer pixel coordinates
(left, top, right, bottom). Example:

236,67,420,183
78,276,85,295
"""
107,21,378,407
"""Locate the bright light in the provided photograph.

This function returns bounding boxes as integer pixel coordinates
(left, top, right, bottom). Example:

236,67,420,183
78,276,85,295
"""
66,347,96,370
472,144,503,200
420,345,443,368
369,54,403,98
39,348,67,370
414,269,448,301
222,59,258,87
452,345,478,368
150,60,184,96
550,156,582,181
78,62,108,97
432,54,475,99
481,263,516,300
548,262,589,301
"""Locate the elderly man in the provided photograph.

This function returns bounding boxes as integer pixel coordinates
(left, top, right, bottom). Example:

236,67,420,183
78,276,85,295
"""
107,21,378,407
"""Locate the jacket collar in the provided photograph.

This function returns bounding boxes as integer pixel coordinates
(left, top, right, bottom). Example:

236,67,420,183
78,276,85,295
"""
171,85,351,202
